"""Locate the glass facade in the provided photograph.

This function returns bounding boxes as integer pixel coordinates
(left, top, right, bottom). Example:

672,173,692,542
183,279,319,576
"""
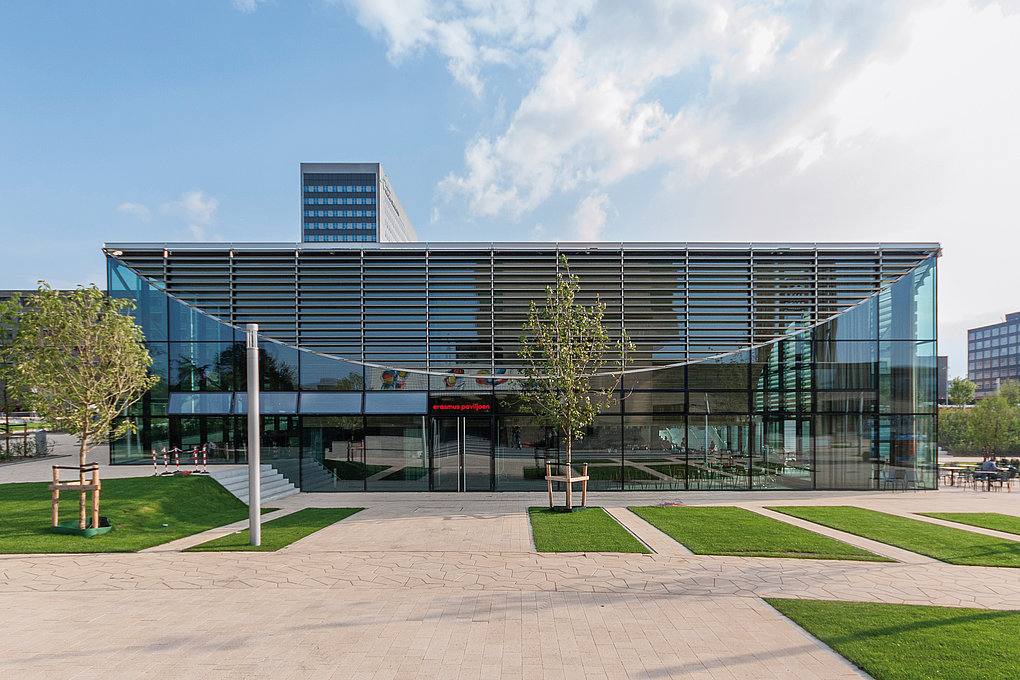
107,243,938,492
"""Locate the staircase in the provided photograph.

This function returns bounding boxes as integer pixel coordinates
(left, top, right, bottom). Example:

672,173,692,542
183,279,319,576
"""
270,458,339,491
210,464,299,504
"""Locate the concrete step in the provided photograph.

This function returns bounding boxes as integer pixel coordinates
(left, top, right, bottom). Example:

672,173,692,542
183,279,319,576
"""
210,464,298,505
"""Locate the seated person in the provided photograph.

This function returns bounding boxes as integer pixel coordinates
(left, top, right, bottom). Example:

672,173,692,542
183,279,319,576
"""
979,458,1008,481
979,458,1001,472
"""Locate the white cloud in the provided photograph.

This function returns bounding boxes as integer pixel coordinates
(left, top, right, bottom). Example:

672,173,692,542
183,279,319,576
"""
161,190,219,225
429,0,920,217
347,0,1020,373
568,192,611,241
116,202,150,221
231,0,270,14
340,0,594,95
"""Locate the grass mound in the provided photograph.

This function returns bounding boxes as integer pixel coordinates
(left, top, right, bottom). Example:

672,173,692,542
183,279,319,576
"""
768,599,1020,680
629,506,890,561
0,475,252,553
529,507,649,553
187,507,362,551
771,506,1020,567
918,512,1020,536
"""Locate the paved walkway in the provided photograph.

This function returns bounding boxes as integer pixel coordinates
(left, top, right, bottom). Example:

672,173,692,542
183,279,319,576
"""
3,467,1020,678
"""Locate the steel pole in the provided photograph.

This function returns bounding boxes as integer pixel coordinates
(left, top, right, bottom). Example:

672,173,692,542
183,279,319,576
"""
246,324,261,547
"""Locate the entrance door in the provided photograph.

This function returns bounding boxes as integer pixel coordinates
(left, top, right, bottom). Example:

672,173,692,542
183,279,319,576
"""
431,417,492,491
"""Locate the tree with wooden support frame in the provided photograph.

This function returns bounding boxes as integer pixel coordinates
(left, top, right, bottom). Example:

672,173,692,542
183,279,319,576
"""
11,283,158,531
49,464,111,536
519,256,632,511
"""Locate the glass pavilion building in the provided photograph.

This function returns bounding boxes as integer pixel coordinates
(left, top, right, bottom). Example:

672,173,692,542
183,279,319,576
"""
106,242,939,492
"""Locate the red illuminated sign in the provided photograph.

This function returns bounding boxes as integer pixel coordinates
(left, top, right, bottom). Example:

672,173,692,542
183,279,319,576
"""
431,403,491,412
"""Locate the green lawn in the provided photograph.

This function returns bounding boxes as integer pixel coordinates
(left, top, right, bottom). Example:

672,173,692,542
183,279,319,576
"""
919,512,1020,536
187,507,362,551
771,506,1020,567
0,475,256,553
629,506,890,561
768,599,1020,680
529,507,649,553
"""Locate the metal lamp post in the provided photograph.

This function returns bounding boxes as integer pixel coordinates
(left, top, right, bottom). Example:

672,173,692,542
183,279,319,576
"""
246,324,261,546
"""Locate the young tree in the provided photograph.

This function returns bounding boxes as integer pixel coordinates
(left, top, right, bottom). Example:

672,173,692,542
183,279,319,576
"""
12,283,159,529
519,256,632,509
947,377,976,406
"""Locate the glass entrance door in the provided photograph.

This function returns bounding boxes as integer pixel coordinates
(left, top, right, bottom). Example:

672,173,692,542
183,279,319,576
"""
431,417,492,491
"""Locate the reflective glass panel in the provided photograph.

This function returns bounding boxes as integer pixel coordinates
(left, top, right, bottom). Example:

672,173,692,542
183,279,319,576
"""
301,416,366,491
622,414,687,490
364,415,428,490
299,351,364,391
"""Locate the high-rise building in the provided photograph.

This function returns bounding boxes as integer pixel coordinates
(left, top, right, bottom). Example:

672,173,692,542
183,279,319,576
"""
968,312,1020,398
300,162,417,244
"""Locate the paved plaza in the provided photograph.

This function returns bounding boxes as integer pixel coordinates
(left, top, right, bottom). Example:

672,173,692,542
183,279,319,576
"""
2,449,1019,678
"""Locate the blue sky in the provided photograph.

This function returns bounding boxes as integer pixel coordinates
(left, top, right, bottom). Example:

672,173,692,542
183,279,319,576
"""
1,1,1019,375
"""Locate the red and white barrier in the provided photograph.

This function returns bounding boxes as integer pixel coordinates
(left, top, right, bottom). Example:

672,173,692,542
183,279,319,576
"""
202,445,208,473
162,447,169,475
152,449,158,476
174,447,180,474
192,446,199,472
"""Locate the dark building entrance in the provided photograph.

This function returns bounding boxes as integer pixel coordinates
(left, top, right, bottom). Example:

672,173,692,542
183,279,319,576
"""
430,417,493,491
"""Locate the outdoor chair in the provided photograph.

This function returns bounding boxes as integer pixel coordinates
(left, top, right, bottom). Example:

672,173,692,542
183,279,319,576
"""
883,468,906,491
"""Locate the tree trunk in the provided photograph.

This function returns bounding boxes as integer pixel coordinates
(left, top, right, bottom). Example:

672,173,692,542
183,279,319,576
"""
78,436,88,530
565,428,572,510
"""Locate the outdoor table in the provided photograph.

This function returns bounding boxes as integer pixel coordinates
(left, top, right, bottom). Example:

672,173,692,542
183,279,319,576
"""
941,466,967,487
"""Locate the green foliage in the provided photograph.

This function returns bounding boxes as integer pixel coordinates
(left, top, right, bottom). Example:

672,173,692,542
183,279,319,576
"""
968,385,1020,456
767,599,1020,680
947,376,976,405
772,506,1020,567
0,476,253,553
518,256,632,465
0,295,31,447
528,507,649,553
938,406,977,454
939,381,1020,456
629,506,889,561
11,283,159,465
186,507,362,551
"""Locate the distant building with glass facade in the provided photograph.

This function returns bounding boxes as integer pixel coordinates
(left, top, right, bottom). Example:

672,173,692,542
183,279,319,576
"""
105,242,939,492
968,312,1020,399
301,163,417,244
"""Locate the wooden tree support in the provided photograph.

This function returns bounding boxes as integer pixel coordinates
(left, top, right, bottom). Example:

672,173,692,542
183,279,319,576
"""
545,460,589,509
48,464,102,532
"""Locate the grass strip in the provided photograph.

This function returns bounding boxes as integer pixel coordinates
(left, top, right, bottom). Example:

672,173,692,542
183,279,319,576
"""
771,506,1020,567
0,476,255,553
529,507,649,553
187,507,362,552
918,512,1020,536
629,506,890,561
767,598,1020,680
